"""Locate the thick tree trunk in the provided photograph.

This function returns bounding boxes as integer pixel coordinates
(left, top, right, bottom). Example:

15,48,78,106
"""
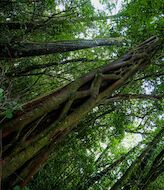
0,38,123,59
1,36,161,188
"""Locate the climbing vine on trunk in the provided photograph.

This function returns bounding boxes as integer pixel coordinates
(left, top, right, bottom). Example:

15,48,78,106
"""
1,36,161,188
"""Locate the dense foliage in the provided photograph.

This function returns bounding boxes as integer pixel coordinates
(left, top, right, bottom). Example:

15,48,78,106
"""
0,0,163,190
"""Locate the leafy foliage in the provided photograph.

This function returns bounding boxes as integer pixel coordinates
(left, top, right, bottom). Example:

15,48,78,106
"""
1,0,163,190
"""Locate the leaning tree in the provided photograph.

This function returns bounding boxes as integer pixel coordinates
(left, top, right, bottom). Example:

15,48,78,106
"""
1,0,163,189
1,35,162,188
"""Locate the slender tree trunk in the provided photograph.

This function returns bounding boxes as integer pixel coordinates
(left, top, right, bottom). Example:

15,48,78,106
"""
1,36,161,188
110,127,164,190
0,38,123,59
6,58,98,77
76,145,138,190
139,149,164,190
77,127,164,190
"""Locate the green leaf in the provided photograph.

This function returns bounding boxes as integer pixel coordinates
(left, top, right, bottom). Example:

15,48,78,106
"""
5,109,13,119
0,88,4,94
13,185,30,190
0,88,4,100
13,186,20,190
24,187,30,190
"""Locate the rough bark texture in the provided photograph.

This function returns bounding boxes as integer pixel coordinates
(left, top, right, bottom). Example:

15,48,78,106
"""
1,36,161,188
0,38,123,58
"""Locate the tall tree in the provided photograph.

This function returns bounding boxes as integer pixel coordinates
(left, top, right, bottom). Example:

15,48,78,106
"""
0,38,123,58
1,36,161,188
1,0,163,189
75,127,164,190
110,127,164,190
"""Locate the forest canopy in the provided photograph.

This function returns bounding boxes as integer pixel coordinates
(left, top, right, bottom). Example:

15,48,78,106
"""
0,0,163,190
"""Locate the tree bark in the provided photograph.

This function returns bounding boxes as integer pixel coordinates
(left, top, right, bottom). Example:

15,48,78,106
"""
1,36,161,188
0,38,123,59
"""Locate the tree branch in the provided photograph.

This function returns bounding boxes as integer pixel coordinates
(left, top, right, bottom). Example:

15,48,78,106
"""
6,58,98,77
102,93,163,104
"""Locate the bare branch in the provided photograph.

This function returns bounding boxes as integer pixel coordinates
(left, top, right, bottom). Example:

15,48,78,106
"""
102,94,163,104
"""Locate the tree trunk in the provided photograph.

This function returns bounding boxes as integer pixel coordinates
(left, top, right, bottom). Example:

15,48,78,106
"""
139,149,164,190
76,145,138,190
6,58,98,77
110,127,164,190
1,36,161,188
77,127,164,190
0,38,123,59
